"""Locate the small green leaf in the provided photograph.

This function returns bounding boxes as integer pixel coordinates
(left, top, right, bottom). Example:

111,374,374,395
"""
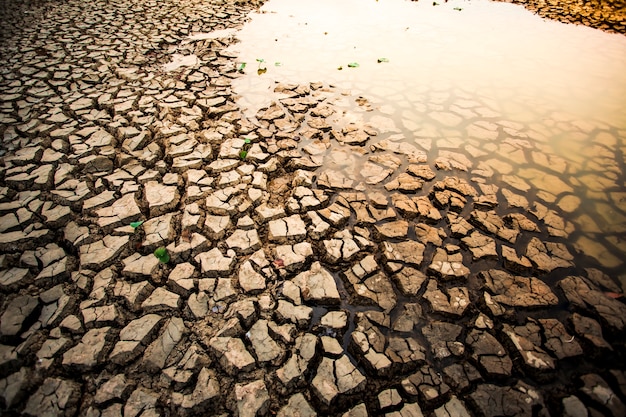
244,138,251,144
239,150,248,160
130,220,144,229
256,58,265,63
154,247,170,263
377,58,389,63
238,62,246,71
347,62,359,68
274,62,282,66
453,7,462,11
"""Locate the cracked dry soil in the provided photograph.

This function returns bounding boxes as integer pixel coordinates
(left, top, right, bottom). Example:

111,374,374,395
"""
1,0,625,416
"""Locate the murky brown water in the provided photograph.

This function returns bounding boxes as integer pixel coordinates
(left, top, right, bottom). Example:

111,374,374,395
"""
225,0,626,278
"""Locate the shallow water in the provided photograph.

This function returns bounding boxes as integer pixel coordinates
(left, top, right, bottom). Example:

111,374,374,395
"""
227,0,626,276
230,0,626,122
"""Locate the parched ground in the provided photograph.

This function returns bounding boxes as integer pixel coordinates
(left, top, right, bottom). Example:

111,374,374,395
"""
1,0,626,417
494,0,626,34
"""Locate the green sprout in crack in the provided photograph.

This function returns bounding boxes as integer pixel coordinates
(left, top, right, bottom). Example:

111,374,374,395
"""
240,137,252,160
154,246,170,264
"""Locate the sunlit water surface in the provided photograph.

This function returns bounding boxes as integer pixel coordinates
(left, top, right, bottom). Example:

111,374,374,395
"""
224,0,626,278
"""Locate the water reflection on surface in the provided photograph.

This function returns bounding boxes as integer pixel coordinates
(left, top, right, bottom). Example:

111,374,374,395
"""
230,0,626,124
227,0,626,275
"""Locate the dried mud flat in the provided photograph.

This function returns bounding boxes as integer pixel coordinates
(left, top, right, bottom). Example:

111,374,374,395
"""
493,0,626,34
1,0,626,417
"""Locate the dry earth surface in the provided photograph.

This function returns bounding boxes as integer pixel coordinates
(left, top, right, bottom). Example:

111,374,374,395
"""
0,0,625,416
493,0,626,34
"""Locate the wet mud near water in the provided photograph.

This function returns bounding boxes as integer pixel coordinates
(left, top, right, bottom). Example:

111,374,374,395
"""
230,0,626,274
